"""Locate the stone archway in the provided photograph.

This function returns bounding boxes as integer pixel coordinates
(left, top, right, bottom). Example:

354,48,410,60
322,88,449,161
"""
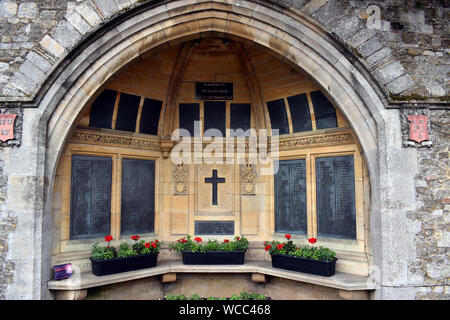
33,0,403,299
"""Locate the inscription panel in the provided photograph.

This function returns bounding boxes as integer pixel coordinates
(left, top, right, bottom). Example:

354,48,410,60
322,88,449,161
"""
195,221,235,235
196,82,233,100
70,155,112,239
316,156,356,239
121,158,155,235
274,159,307,234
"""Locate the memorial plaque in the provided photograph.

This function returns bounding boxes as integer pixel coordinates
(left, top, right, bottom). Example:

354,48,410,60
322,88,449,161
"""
230,103,251,135
316,156,356,239
121,158,155,235
267,98,289,135
179,103,200,137
287,94,312,133
196,82,233,100
310,90,337,130
195,221,235,235
274,159,307,234
70,155,112,239
89,89,117,129
204,101,226,136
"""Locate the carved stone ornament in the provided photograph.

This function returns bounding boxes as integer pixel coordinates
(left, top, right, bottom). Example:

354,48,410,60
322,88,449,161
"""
0,108,22,147
403,113,432,147
240,161,257,195
172,163,189,194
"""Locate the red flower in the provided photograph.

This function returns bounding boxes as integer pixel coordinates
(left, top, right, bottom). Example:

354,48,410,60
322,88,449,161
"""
265,245,271,251
308,237,317,244
105,235,113,242
285,234,291,240
181,238,187,243
151,242,157,248
235,236,240,241
154,239,159,243
194,237,202,243
276,244,285,250
224,239,230,243
144,242,151,248
131,235,140,241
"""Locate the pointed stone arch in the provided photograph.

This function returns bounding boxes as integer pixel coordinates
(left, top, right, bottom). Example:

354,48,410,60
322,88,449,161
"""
29,0,410,299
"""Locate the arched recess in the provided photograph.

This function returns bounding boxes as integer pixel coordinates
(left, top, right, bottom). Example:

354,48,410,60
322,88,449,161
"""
37,0,396,298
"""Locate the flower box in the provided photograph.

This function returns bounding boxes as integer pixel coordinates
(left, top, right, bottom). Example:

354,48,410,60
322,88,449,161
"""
181,250,246,265
90,235,161,276
170,235,249,265
90,252,159,276
270,254,337,277
264,235,337,277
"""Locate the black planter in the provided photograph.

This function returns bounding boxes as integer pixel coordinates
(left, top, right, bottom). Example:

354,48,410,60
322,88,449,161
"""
181,251,246,265
90,252,159,276
271,254,337,277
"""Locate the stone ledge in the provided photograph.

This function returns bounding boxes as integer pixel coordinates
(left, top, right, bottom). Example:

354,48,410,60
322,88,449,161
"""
47,260,376,292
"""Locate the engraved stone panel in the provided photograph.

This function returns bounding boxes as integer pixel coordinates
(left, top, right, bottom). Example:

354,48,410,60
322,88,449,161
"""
121,158,155,235
70,155,112,239
195,221,234,235
274,159,307,235
316,156,356,239
197,164,233,213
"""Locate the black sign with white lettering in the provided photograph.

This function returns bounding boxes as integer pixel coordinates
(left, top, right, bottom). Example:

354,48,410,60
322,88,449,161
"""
195,221,235,235
195,82,233,100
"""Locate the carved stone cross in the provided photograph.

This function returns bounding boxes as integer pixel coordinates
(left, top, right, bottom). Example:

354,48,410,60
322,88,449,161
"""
204,169,225,205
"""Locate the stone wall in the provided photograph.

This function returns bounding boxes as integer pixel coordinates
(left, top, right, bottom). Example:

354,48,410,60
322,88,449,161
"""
0,158,17,299
402,109,449,299
0,0,448,300
83,273,370,300
0,0,448,101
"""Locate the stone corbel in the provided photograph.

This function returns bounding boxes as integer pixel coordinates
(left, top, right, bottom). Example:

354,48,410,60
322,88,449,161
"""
160,136,175,159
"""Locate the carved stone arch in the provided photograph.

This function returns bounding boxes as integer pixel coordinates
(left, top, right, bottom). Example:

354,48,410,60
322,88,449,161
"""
33,0,406,299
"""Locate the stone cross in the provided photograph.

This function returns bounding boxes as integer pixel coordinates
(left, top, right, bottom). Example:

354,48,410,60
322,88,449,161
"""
204,169,225,205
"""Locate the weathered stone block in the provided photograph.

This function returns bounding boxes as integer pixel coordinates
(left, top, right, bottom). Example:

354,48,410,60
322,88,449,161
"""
39,35,66,59
375,61,405,85
386,74,414,95
93,0,119,19
17,2,39,19
0,1,17,18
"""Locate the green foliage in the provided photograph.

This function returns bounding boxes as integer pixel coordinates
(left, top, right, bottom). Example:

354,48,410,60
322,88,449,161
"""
90,236,161,261
169,235,249,253
289,246,336,261
91,243,116,261
117,242,137,258
164,292,269,300
264,237,336,262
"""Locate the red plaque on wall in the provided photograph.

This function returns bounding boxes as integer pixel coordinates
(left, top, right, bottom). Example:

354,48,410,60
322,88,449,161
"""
0,113,16,142
407,115,429,143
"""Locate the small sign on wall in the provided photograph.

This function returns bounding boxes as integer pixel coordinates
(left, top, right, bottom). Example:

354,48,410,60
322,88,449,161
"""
53,263,73,280
0,113,16,142
195,82,233,100
404,114,432,147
